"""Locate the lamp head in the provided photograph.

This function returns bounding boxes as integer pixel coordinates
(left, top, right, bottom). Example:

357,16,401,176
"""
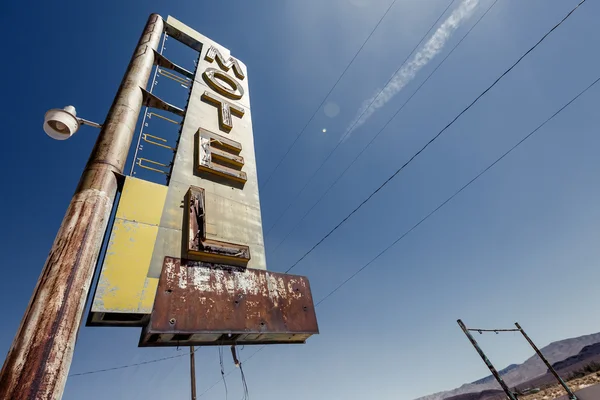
43,106,80,140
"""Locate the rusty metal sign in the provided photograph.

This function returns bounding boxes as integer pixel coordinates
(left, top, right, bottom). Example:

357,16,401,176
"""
140,257,319,347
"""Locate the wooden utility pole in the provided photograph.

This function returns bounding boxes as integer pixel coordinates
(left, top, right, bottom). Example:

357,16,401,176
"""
0,14,163,400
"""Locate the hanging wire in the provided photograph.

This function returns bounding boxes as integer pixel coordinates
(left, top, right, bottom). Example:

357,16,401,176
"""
68,352,187,377
239,362,250,400
219,346,229,400
238,347,250,400
230,345,250,400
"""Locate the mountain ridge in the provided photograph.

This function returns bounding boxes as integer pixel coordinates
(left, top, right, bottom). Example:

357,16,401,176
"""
470,364,518,385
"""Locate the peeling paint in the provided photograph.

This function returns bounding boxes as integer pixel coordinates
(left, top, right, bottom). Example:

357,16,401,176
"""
140,257,319,347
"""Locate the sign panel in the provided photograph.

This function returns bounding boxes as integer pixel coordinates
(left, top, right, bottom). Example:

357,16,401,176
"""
89,16,266,326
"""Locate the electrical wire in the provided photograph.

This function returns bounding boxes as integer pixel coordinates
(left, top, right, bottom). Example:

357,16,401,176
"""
198,346,266,398
239,361,250,400
315,74,600,307
219,346,229,400
196,72,600,398
282,0,586,274
239,364,250,400
68,350,192,377
268,0,500,256
259,0,402,190
263,0,458,235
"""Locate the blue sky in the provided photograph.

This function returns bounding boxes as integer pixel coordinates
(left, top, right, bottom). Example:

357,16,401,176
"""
1,0,600,399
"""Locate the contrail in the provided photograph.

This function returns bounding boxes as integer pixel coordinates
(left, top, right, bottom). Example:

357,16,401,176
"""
344,0,479,140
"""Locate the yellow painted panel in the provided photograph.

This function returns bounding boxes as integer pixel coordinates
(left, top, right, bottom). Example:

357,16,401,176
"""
95,218,159,313
115,177,168,226
139,277,159,313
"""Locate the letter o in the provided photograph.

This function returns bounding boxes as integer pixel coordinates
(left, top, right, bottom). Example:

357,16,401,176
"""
202,68,244,100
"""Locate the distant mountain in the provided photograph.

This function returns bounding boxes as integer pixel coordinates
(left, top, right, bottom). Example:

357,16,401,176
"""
415,331,600,400
551,342,600,371
512,342,600,392
470,364,518,385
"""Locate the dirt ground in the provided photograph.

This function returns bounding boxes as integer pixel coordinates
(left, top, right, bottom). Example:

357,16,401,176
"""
519,372,600,400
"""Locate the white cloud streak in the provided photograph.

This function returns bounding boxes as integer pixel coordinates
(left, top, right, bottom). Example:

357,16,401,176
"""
344,0,479,140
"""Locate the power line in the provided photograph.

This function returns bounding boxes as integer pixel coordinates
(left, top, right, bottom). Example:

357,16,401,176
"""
268,0,500,257
282,0,586,274
259,0,402,190
197,72,600,398
68,349,195,377
263,0,458,235
316,74,600,306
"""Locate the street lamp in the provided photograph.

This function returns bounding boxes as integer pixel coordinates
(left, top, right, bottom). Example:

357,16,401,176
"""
43,105,102,140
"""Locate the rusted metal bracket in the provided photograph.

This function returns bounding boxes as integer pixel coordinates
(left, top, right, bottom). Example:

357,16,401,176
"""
136,157,170,175
139,257,319,347
147,111,180,125
141,88,185,116
184,186,250,267
142,133,175,151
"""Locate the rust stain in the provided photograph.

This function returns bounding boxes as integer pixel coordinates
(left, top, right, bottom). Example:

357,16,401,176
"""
0,189,113,399
184,186,251,266
140,257,319,347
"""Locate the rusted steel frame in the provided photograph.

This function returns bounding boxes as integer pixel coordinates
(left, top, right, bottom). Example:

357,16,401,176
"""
457,320,518,400
185,186,251,266
0,14,164,400
515,323,578,400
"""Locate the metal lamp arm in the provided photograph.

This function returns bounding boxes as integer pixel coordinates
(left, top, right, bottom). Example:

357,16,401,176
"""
78,118,102,129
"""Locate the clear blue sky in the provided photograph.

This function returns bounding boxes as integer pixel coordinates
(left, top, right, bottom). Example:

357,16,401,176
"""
1,0,600,399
